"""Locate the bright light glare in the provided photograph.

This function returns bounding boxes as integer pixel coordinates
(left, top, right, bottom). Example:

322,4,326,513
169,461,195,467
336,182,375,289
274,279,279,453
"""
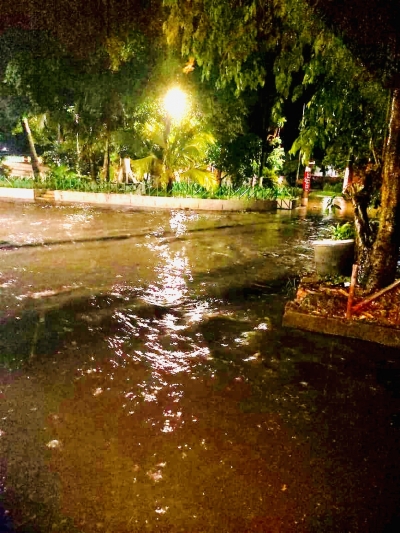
164,88,187,121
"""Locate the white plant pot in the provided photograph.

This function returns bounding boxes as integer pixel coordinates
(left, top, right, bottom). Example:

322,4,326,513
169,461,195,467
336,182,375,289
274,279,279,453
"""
312,239,355,276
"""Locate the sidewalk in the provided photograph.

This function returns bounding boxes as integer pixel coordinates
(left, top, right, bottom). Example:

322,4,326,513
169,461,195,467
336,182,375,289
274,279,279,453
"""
2,156,49,178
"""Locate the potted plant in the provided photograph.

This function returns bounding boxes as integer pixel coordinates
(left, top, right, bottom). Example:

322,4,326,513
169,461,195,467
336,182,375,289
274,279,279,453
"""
312,222,355,276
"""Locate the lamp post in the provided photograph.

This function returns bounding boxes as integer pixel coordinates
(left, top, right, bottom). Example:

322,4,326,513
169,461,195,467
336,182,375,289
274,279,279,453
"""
163,87,187,141
164,87,187,121
162,88,188,189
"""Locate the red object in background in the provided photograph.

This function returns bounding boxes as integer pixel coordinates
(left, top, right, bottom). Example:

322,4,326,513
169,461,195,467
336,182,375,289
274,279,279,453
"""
303,166,311,191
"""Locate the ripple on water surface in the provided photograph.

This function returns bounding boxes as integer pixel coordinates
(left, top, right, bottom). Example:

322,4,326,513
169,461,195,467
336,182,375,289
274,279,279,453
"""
0,203,399,532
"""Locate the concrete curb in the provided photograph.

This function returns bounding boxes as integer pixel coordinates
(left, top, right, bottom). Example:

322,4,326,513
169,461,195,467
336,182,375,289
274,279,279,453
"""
282,308,400,348
0,187,35,200
0,187,277,212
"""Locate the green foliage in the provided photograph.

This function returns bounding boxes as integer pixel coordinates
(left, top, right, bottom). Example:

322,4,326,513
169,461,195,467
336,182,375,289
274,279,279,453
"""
266,137,285,175
261,166,279,187
179,166,218,190
0,0,389,227
330,222,355,241
163,0,316,98
0,23,160,180
289,34,388,171
0,158,11,178
208,134,263,186
275,185,299,200
167,183,297,200
1,172,297,201
34,172,138,193
170,182,210,198
0,176,34,188
323,182,343,193
164,0,388,183
324,195,342,212
46,164,79,182
217,186,276,200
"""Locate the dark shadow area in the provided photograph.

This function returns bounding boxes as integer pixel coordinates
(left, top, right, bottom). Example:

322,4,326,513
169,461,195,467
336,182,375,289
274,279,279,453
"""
0,505,14,532
0,233,137,250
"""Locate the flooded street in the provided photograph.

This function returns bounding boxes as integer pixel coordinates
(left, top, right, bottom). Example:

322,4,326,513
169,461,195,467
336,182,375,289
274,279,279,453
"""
0,201,399,532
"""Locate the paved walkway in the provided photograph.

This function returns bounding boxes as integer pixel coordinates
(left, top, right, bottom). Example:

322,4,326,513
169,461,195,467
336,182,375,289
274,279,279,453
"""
2,158,48,178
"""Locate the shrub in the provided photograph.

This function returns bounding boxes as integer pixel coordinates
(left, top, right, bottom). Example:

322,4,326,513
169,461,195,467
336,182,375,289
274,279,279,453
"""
0,169,299,201
330,222,355,240
323,182,343,193
0,176,34,188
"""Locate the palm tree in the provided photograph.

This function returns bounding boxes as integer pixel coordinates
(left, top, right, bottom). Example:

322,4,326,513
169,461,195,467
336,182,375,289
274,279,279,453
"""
131,115,216,190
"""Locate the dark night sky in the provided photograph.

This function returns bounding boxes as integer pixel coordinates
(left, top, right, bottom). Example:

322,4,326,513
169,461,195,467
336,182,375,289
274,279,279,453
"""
0,1,161,56
310,0,400,84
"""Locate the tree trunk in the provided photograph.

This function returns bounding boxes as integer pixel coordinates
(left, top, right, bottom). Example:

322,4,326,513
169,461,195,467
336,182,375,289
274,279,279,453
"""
101,135,110,182
366,88,400,291
351,188,373,284
342,149,354,193
76,132,81,176
21,117,42,181
216,168,222,189
166,173,174,192
57,123,63,144
89,153,97,181
258,138,267,179
116,157,136,183
119,157,135,183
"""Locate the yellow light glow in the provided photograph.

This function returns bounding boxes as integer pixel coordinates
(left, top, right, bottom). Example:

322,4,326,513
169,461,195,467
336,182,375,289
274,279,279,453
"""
164,87,187,121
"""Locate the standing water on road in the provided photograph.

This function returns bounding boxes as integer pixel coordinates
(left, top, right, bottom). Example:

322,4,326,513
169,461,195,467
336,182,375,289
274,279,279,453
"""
0,201,399,532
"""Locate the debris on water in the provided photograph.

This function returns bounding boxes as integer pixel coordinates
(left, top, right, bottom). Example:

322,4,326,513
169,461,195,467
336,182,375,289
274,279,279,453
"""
287,277,400,328
46,440,62,449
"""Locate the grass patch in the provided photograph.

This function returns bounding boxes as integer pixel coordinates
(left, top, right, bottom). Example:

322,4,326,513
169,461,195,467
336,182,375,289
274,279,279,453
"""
308,190,340,198
0,176,34,188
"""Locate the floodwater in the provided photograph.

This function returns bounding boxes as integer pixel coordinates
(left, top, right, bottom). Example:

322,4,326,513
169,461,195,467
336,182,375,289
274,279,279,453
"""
0,200,399,532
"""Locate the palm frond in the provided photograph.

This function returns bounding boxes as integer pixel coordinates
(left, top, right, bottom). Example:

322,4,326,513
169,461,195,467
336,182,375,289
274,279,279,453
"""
143,120,166,149
179,167,218,190
166,131,215,169
130,154,160,179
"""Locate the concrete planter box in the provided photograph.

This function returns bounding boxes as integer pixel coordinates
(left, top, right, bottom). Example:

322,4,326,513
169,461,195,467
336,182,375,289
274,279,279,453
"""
283,308,400,348
312,239,355,277
0,187,35,200
277,198,298,210
1,187,278,212
53,190,277,212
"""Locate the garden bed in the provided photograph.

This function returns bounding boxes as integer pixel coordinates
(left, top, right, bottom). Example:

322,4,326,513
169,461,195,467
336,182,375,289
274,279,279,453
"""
277,198,298,209
0,187,278,212
282,276,400,347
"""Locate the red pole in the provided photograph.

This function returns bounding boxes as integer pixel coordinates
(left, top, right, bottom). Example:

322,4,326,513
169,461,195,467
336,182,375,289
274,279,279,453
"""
301,165,311,206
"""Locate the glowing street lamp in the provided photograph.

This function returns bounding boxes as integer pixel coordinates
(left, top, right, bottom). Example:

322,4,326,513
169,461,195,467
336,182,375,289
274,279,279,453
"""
164,87,187,122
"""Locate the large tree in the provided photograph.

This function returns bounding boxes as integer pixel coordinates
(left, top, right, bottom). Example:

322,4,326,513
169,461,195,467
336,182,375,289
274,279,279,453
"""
308,0,400,290
0,28,76,177
164,0,399,291
0,2,164,181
